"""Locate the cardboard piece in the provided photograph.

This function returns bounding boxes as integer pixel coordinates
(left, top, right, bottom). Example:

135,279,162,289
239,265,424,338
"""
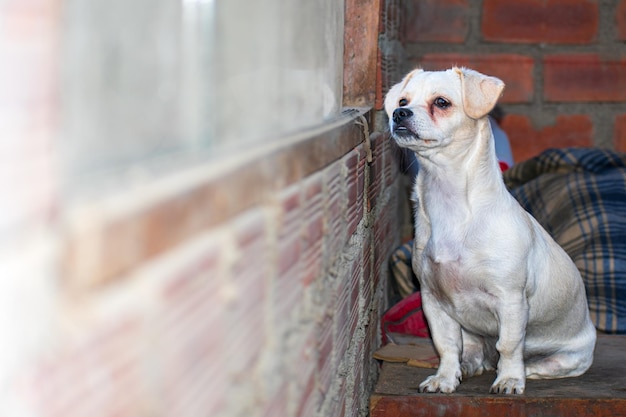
373,341,439,369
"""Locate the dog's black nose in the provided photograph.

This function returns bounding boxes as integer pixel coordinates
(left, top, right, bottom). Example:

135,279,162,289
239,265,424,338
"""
392,107,413,124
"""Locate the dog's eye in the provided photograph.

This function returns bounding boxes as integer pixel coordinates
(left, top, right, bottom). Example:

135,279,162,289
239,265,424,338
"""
398,98,408,107
434,97,451,109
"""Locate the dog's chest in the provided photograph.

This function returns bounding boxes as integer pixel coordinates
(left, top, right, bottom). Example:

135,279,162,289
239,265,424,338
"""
421,241,471,297
420,252,500,335
420,185,471,265
419,214,493,296
416,189,501,333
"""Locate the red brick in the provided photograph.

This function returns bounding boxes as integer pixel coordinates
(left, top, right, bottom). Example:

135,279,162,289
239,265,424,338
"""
160,246,225,372
373,196,399,286
357,147,366,212
383,132,398,187
274,185,305,318
302,175,324,250
29,319,145,417
418,54,534,103
296,330,321,415
618,0,626,40
233,212,268,304
324,161,346,265
350,259,362,336
368,133,384,208
614,114,626,153
276,232,303,320
404,0,469,43
501,114,594,163
302,220,324,287
344,150,359,207
374,209,390,273
345,146,365,235
301,175,324,286
335,288,350,360
317,312,335,392
343,0,382,107
295,370,319,417
544,54,626,102
229,211,269,376
277,237,301,276
276,184,302,238
482,0,598,44
362,243,373,305
304,214,324,253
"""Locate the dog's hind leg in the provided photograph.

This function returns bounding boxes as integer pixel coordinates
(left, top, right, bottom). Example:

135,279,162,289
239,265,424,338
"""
461,329,495,378
526,349,594,379
461,330,496,379
526,327,596,379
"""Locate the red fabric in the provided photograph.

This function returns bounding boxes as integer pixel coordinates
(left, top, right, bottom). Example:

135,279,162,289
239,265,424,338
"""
381,291,430,344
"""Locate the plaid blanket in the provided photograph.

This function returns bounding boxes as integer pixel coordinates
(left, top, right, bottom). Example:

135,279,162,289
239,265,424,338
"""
504,148,626,334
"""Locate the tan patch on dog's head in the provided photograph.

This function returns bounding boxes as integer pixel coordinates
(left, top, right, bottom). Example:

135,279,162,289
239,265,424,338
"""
384,68,424,118
454,67,505,120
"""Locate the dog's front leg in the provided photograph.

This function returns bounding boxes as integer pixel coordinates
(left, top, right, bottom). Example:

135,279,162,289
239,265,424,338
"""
419,293,462,393
490,296,528,395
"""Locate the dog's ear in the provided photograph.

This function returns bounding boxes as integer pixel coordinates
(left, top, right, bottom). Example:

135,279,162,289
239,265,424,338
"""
384,68,424,115
455,67,505,119
399,68,424,90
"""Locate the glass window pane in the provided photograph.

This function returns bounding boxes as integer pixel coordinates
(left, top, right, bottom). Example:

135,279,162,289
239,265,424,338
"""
62,0,344,192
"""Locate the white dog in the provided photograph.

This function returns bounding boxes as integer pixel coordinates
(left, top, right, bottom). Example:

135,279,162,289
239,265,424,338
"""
384,67,596,395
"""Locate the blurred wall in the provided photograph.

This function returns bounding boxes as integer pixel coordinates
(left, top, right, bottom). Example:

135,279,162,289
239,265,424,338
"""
0,0,402,416
396,0,626,163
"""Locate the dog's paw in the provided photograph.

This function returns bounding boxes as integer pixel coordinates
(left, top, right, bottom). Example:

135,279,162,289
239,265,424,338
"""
461,359,486,378
489,376,525,395
419,374,460,394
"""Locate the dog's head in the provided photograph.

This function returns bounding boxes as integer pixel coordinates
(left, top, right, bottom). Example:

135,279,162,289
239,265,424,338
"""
384,67,504,152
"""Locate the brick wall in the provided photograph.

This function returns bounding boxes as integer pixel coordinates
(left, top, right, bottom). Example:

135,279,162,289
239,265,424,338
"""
0,0,404,416
2,111,401,417
395,0,626,162
9,120,400,417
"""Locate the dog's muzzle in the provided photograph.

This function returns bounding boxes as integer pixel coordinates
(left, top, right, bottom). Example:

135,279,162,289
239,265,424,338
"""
392,107,413,124
391,107,415,137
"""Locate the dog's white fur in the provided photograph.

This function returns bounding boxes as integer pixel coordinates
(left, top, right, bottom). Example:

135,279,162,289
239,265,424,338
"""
384,67,596,395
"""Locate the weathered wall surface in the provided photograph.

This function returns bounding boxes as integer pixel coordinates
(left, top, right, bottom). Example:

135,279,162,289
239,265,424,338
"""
0,0,406,416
